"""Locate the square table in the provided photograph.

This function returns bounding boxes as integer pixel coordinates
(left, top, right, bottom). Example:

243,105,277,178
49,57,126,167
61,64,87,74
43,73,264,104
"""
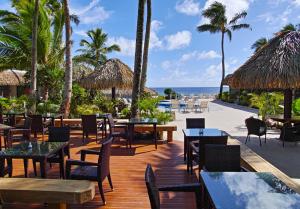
0,141,66,178
200,172,300,209
182,128,228,172
125,118,158,149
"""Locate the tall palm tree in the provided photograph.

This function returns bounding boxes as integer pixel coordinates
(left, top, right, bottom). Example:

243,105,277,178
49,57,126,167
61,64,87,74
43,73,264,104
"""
140,0,151,93
74,28,120,69
61,0,72,118
30,0,39,112
280,23,299,32
197,2,250,98
251,37,268,53
131,0,145,118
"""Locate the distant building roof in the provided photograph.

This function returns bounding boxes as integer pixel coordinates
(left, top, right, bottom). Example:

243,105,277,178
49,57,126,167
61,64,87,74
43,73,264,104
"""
0,70,26,86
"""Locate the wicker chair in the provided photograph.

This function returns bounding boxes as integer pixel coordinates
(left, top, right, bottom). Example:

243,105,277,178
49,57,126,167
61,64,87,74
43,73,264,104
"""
188,136,228,175
107,113,128,146
280,123,300,147
66,137,114,205
28,114,49,140
7,117,32,147
33,126,71,178
245,117,267,146
81,114,103,143
183,118,205,161
204,144,247,172
145,164,202,209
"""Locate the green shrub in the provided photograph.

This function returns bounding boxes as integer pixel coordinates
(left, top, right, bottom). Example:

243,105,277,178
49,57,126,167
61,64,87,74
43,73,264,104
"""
76,104,100,115
120,107,131,118
293,98,300,115
37,101,60,114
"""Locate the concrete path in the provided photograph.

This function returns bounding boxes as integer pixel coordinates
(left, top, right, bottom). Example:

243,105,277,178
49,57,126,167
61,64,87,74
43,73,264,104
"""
169,100,300,179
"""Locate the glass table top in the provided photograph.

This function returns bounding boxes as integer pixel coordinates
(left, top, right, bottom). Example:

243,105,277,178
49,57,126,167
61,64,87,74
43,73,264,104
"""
0,141,66,157
128,118,158,124
183,128,228,137
201,172,300,209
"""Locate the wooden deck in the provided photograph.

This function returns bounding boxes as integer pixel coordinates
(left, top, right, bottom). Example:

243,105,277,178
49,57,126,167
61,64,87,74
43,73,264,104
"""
3,132,198,209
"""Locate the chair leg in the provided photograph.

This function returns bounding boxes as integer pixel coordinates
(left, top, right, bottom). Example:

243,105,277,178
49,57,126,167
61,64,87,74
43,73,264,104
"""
98,182,106,205
107,174,114,190
33,160,37,176
184,137,186,162
245,135,249,144
259,136,262,146
265,134,267,144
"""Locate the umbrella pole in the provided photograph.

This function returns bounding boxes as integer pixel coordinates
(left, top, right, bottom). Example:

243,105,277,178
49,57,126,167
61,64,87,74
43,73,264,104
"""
112,87,116,101
284,89,292,119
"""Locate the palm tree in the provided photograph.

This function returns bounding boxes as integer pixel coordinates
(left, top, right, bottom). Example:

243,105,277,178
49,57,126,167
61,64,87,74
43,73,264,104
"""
197,2,250,98
280,23,299,32
140,0,151,93
251,37,268,52
61,0,72,118
131,0,145,118
74,28,120,69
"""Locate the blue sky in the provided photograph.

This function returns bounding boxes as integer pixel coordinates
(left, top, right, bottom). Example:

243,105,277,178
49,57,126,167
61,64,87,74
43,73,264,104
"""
2,0,300,87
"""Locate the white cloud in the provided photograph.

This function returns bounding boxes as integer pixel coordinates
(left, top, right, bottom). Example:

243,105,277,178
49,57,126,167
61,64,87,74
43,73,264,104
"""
150,20,163,49
293,0,300,6
107,37,135,56
164,31,192,50
74,30,89,37
201,0,251,24
180,50,221,62
175,0,201,16
161,60,172,70
258,7,292,27
71,0,112,25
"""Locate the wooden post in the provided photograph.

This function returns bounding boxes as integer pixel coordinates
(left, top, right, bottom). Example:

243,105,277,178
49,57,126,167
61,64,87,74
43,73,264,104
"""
284,89,292,120
167,131,173,142
112,87,116,101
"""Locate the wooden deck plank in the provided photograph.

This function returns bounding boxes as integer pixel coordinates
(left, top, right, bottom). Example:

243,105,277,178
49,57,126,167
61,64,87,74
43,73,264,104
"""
2,133,197,209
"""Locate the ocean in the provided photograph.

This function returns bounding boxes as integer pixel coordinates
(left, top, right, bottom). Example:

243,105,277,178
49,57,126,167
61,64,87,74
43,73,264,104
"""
151,87,229,96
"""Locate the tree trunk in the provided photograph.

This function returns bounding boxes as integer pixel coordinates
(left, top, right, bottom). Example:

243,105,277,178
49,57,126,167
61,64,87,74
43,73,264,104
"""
131,0,145,118
30,0,39,113
140,0,151,93
219,31,225,99
112,87,116,101
61,0,73,118
284,89,292,119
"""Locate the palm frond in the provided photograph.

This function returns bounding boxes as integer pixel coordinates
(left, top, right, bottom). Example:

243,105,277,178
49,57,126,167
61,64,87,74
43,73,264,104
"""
229,11,247,25
231,24,251,31
197,24,221,33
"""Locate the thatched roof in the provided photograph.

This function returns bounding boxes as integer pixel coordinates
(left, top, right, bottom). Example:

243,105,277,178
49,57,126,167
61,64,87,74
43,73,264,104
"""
230,31,300,90
0,70,26,86
80,58,133,89
223,74,234,86
101,87,157,96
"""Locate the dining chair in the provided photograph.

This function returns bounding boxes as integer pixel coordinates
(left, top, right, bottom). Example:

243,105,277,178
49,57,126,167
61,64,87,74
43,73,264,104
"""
204,144,247,172
81,114,103,143
107,113,128,147
184,118,205,161
7,117,32,147
33,126,71,179
28,114,49,140
280,122,300,147
145,164,202,209
188,136,228,175
245,117,267,146
66,136,114,205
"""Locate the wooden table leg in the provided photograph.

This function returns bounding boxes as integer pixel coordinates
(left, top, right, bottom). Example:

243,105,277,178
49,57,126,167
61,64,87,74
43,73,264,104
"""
59,148,65,179
40,158,47,178
167,131,173,142
23,159,28,177
130,124,134,149
154,124,157,149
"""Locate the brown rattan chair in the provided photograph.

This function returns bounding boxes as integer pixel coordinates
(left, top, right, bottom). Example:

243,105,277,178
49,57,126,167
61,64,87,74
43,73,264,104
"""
7,117,32,147
188,136,228,175
204,144,247,172
81,114,103,143
280,122,300,147
145,164,202,209
66,136,114,205
28,114,49,140
184,118,205,161
245,117,267,146
32,126,70,178
107,113,128,146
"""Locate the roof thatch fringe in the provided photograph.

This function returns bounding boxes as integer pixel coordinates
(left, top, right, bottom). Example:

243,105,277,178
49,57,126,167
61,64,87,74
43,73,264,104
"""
0,70,26,86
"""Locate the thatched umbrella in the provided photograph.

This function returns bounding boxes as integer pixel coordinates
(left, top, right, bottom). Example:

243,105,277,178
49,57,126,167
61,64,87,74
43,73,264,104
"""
0,70,26,86
223,74,234,86
80,58,133,100
230,31,300,119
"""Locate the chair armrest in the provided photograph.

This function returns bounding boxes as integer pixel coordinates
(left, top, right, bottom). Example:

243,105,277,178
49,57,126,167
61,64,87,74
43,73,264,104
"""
80,149,101,161
66,159,98,167
158,183,201,192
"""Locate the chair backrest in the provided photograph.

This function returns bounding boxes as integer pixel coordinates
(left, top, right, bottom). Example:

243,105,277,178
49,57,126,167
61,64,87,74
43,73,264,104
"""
245,117,266,135
48,126,70,142
186,118,205,129
28,115,44,132
23,117,32,129
145,164,160,209
98,136,113,181
107,113,115,129
197,136,228,169
81,115,97,134
204,145,241,171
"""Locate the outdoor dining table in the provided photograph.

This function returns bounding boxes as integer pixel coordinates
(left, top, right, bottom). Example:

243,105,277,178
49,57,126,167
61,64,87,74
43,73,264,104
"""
0,124,12,149
122,118,158,149
0,141,67,178
200,171,300,209
182,128,228,171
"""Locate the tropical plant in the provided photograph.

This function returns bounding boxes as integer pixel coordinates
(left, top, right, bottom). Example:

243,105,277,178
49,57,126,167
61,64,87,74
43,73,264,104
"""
292,98,300,115
73,28,120,68
76,104,100,115
164,88,172,99
280,23,300,33
197,2,250,98
251,37,268,52
131,0,145,118
140,0,151,93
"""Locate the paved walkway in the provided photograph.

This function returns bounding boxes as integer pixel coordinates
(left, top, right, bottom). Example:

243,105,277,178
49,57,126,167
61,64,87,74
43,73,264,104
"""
169,100,300,179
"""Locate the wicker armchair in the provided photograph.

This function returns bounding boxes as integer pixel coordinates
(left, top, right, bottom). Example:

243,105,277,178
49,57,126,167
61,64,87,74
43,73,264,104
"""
280,123,300,147
7,117,32,147
183,118,205,162
66,137,114,205
81,115,103,143
145,164,202,209
28,114,49,140
107,113,128,146
245,117,267,146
